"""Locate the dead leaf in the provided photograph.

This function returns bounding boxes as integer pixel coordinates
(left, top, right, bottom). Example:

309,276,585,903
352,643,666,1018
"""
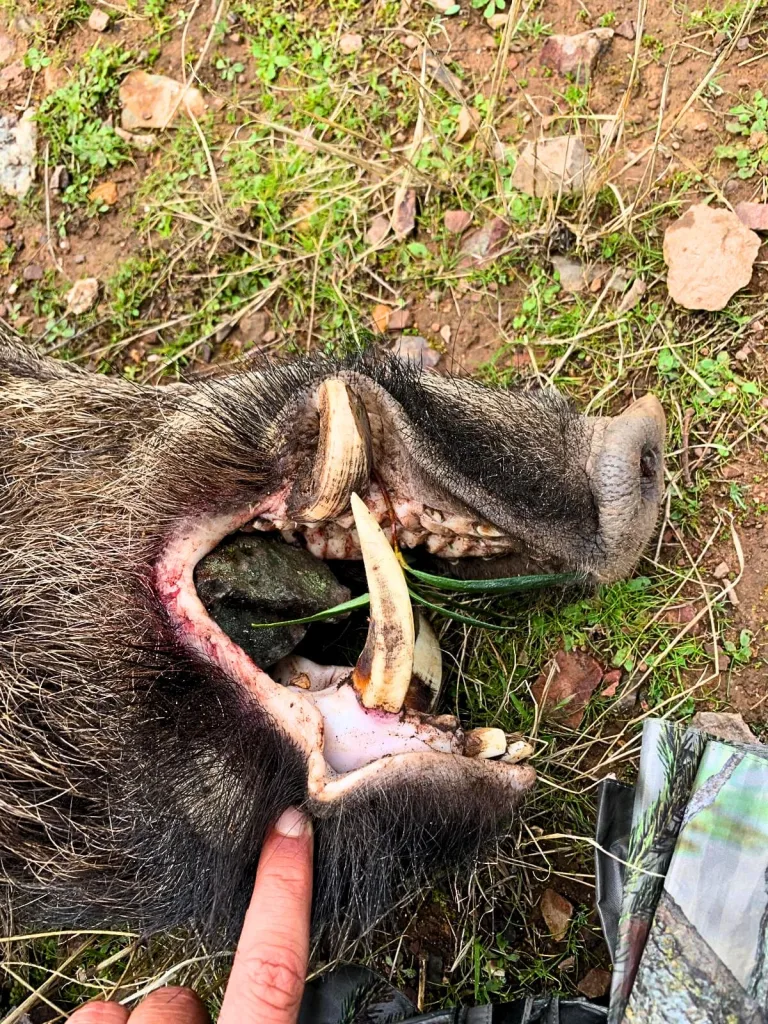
531,649,603,729
577,968,611,999
541,889,573,941
455,105,480,142
89,181,118,206
616,276,646,313
371,304,391,333
392,187,416,238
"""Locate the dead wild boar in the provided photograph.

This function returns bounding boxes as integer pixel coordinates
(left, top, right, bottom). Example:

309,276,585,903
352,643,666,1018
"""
0,334,665,939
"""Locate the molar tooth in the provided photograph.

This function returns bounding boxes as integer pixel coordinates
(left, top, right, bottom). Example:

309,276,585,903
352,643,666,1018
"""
410,612,442,709
503,733,535,763
351,493,415,714
464,727,508,759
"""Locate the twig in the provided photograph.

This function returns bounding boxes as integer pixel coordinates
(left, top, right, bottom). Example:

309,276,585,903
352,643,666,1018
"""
681,407,695,488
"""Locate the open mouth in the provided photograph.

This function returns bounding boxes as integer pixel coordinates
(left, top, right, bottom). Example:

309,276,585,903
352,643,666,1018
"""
152,371,665,806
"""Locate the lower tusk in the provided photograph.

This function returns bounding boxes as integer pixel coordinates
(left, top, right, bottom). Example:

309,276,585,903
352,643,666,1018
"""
464,727,508,759
503,734,535,764
408,612,442,711
351,493,415,714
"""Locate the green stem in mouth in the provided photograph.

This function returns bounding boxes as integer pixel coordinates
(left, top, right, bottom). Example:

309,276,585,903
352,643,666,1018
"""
250,570,582,631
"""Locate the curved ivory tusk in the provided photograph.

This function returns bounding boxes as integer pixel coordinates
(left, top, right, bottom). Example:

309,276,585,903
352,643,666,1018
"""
351,493,415,714
411,611,443,710
294,379,371,524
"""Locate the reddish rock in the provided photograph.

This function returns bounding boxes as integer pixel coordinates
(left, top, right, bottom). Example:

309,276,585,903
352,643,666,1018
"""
511,137,591,197
458,217,510,268
600,669,622,698
0,213,15,229
540,28,614,83
663,204,760,311
371,304,391,333
22,263,43,282
662,603,703,634
541,888,573,941
391,334,441,369
444,209,472,234
735,201,768,231
387,308,412,331
120,70,207,131
365,214,390,246
531,649,603,728
89,181,118,206
577,968,612,999
88,7,110,31
392,188,416,238
338,32,363,55
615,19,636,39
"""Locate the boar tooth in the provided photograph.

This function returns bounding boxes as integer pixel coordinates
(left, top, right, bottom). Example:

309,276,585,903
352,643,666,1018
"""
411,612,442,709
351,493,415,714
503,734,535,764
296,379,372,524
464,727,508,759
475,522,505,538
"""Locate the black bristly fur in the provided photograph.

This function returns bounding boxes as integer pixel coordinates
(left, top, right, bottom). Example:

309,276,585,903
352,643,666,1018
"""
0,334,657,943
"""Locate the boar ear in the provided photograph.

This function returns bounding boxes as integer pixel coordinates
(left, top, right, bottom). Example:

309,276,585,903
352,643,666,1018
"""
287,378,372,524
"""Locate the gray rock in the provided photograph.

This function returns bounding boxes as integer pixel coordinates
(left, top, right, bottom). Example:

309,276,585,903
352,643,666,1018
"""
0,108,36,198
390,334,441,369
690,711,758,744
512,136,592,197
195,533,350,667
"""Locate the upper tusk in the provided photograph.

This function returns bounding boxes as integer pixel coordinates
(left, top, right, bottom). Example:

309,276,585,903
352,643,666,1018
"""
294,379,372,525
351,493,415,714
464,728,508,759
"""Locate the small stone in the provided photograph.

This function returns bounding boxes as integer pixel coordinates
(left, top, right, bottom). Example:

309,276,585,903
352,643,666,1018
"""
0,109,37,198
262,329,277,343
339,32,363,55
0,33,16,63
0,213,14,229
444,209,472,234
511,137,592,198
371,304,391,333
690,711,757,744
713,560,730,579
735,201,768,231
663,204,760,311
458,217,511,268
693,121,709,132
238,309,268,343
614,19,636,39
578,968,612,999
440,324,451,343
59,237,70,252
392,188,416,238
736,35,750,50
228,32,243,44
540,888,573,941
365,214,390,246
455,104,480,142
488,13,509,30
89,181,118,206
49,164,69,192
430,321,440,332
551,255,588,293
539,28,614,84
22,263,43,282
402,34,419,49
391,334,441,368
74,254,86,264
88,7,110,31
65,277,99,314
532,650,603,729
387,308,412,331
120,70,207,131
662,604,702,634
735,344,751,361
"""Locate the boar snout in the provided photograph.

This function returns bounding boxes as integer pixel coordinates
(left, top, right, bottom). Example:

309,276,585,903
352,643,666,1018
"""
587,394,666,582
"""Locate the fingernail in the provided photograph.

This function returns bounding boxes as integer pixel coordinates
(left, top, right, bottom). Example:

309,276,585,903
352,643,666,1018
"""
274,806,311,838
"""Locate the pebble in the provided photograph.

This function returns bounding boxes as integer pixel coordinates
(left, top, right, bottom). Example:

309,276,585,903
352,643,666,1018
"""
88,7,110,31
402,34,419,49
440,324,451,343
736,35,750,50
0,213,14,229
262,329,277,343
338,32,363,55
22,263,43,282
387,308,412,331
430,321,440,332
74,254,86,264
713,560,730,579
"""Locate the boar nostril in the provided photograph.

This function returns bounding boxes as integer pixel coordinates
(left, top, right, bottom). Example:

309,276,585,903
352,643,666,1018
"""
640,444,658,480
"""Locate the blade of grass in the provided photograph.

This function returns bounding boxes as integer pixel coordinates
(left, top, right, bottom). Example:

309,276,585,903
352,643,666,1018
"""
250,593,370,629
403,565,583,594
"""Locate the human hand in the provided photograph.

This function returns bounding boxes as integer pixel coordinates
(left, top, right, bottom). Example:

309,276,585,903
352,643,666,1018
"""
69,807,313,1024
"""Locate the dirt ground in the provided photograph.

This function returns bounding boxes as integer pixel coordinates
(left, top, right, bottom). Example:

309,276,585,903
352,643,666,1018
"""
0,0,767,1015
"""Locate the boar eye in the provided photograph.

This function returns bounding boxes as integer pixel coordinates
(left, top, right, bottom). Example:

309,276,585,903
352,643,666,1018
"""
640,444,658,480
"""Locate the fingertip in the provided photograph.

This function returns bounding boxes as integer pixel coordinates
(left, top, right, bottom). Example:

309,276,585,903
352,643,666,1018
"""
68,1002,129,1024
129,987,210,1024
